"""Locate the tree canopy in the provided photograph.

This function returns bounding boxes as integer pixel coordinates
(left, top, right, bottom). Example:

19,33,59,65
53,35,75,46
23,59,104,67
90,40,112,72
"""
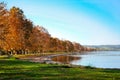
0,2,94,55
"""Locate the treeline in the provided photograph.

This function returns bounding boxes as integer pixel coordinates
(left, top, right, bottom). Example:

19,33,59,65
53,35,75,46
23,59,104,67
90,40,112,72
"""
0,2,94,55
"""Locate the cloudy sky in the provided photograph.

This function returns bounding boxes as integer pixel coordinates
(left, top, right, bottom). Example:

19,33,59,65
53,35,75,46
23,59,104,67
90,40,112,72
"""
4,0,120,45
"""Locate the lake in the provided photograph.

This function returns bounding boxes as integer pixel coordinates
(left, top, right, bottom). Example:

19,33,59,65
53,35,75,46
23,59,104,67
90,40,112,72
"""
52,51,120,69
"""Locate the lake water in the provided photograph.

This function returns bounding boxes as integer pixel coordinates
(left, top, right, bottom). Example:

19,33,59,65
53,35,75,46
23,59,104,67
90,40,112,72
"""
52,51,120,69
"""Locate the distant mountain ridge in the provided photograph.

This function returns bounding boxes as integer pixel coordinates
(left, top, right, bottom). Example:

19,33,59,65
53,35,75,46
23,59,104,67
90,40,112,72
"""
84,45,120,51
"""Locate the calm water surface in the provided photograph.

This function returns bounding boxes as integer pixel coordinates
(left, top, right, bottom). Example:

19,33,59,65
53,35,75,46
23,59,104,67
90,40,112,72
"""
52,51,120,69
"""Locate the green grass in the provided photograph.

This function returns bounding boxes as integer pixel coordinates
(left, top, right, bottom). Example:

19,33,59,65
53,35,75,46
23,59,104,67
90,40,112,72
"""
13,52,66,59
0,58,120,80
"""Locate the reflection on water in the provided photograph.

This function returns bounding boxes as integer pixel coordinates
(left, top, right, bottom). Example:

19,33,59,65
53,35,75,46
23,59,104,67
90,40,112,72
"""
52,55,80,64
52,51,120,69
71,51,120,68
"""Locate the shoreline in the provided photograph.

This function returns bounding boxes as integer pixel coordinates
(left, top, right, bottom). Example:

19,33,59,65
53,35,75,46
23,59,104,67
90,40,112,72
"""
16,52,83,68
16,53,120,70
1,52,120,70
18,53,74,64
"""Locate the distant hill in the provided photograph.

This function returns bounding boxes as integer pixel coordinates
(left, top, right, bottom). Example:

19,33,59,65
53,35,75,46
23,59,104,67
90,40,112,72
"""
84,45,120,51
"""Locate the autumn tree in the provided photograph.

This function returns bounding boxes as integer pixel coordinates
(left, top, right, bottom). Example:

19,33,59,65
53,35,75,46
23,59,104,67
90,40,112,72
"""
66,40,74,52
21,19,33,54
29,26,41,53
0,2,94,55
0,2,9,54
5,7,28,54
73,42,84,52
29,26,50,53
48,37,60,52
37,26,50,53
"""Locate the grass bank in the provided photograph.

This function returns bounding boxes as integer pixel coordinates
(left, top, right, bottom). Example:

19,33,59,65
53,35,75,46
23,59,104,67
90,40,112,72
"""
0,57,120,80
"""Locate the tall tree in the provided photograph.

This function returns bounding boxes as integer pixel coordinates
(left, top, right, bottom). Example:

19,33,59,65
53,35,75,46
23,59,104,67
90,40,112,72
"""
0,2,8,52
22,19,33,54
29,26,50,53
6,7,26,54
0,2,93,55
37,26,50,53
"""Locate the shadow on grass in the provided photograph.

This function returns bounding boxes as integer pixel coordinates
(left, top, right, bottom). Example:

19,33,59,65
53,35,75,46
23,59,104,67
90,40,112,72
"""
100,69,120,73
42,64,71,68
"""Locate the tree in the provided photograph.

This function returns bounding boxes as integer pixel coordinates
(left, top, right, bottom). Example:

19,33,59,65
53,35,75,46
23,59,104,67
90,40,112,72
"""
48,37,61,52
22,19,33,54
0,2,93,55
37,26,50,53
66,41,74,52
29,26,50,53
5,7,26,54
0,2,9,54
73,42,84,52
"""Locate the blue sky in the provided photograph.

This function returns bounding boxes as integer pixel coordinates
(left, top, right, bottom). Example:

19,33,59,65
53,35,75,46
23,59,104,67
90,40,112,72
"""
3,0,120,45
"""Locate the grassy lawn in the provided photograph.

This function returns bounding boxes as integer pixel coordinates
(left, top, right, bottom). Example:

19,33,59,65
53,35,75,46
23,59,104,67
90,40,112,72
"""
0,57,120,80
